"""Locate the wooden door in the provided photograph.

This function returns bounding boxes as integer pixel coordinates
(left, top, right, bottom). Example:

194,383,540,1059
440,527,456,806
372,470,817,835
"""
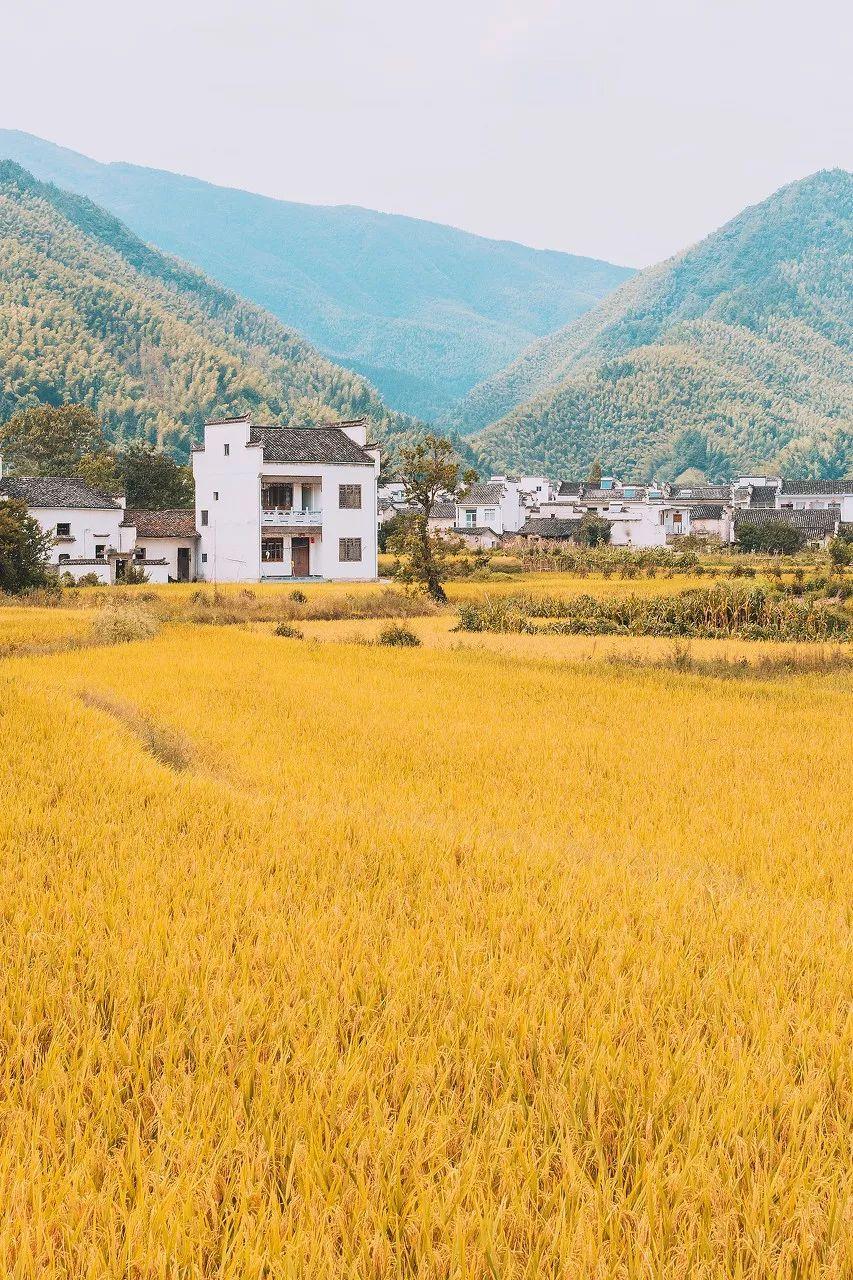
292,538,310,577
177,548,190,581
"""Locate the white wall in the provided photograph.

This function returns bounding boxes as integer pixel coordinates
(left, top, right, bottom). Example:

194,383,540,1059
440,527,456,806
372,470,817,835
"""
193,421,263,583
133,537,198,581
34,506,124,564
313,461,379,579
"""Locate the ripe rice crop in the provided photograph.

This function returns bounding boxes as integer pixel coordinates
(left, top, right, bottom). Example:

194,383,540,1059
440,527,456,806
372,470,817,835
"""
0,618,850,1276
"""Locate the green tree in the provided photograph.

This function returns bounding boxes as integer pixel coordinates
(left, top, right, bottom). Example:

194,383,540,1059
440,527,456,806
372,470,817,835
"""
0,498,51,594
760,524,806,555
575,512,612,547
117,442,194,509
828,536,852,567
75,450,123,494
735,523,763,553
587,459,603,484
0,405,103,476
388,435,475,601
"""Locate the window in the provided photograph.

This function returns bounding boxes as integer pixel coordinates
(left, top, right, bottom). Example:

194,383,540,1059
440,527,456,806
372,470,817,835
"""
134,547,145,560
58,553,70,563
201,553,208,564
201,510,209,526
339,537,362,563
262,537,285,562
302,486,315,512
464,509,476,528
339,484,361,509
224,443,230,457
56,522,71,537
262,483,293,511
213,491,219,502
95,545,106,560
484,508,497,524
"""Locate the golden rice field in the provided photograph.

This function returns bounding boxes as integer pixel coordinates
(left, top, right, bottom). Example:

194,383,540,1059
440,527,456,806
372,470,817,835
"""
0,585,851,1277
0,604,96,656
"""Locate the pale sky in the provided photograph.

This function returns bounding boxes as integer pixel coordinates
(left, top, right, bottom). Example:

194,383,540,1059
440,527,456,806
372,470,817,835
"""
2,0,850,266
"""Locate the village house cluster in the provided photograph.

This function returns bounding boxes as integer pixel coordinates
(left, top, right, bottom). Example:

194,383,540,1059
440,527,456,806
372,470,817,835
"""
1,413,851,584
380,472,853,553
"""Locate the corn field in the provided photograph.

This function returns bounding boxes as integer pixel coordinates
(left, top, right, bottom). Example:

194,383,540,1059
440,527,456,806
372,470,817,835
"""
0,605,850,1277
456,584,852,640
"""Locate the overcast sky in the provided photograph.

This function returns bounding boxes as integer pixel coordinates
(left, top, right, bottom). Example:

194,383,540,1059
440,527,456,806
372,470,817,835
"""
2,0,850,266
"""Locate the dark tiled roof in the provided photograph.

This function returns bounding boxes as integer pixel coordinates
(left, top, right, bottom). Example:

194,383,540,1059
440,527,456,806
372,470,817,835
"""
690,505,728,519
452,526,503,537
675,484,732,501
122,509,198,538
459,482,505,505
517,518,583,539
734,509,839,535
0,476,122,509
781,478,853,496
557,481,582,496
248,420,374,465
749,486,780,508
53,558,109,566
429,502,456,520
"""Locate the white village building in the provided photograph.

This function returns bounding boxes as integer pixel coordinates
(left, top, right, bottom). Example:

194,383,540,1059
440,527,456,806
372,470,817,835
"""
191,414,380,582
0,465,200,584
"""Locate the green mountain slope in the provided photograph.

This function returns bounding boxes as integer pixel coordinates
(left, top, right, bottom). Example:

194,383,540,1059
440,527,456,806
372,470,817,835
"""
0,131,633,421
450,170,853,478
0,161,417,459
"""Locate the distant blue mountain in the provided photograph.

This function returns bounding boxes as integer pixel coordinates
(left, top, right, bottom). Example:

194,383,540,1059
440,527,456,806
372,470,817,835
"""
0,131,633,420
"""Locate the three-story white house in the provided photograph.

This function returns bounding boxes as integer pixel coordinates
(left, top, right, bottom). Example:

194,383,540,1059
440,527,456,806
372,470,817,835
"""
191,414,380,582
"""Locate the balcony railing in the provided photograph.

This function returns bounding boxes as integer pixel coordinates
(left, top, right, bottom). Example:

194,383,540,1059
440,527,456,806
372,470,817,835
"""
262,508,323,527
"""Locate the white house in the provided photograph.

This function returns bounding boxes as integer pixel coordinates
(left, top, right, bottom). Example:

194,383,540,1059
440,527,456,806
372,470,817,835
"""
0,473,136,582
191,414,380,582
777,478,853,521
120,510,200,581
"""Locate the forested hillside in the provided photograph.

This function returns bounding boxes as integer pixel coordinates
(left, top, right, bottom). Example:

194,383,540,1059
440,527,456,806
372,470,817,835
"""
0,162,415,459
0,131,633,420
450,170,853,479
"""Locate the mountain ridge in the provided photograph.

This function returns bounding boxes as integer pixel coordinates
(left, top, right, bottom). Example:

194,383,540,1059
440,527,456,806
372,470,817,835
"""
0,131,634,420
449,169,852,478
0,160,418,459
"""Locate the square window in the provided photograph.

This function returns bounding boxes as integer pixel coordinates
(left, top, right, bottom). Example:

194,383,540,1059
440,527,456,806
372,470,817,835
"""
339,484,362,509
95,545,106,559
56,522,71,537
201,510,209,526
339,537,362,563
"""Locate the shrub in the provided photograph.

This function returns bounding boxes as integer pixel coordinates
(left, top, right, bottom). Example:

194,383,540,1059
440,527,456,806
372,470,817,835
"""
90,604,159,646
120,561,150,586
290,589,307,603
274,622,304,639
828,536,853,567
377,623,421,647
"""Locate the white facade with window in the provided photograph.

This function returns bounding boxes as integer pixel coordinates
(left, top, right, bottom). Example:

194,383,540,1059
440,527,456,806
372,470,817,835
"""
192,414,379,582
0,472,127,580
